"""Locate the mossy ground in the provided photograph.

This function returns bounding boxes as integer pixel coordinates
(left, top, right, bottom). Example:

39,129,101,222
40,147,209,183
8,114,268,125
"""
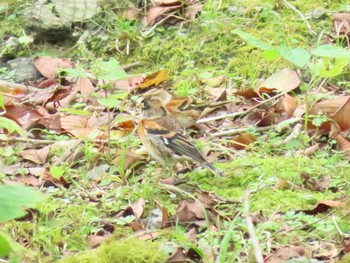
1,0,350,262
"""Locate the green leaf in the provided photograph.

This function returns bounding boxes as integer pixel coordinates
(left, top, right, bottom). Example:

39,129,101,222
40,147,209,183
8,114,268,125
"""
278,46,311,68
311,45,350,58
98,98,121,108
0,185,45,222
0,234,11,258
198,72,213,79
262,48,279,61
50,166,65,179
232,29,272,50
98,91,128,109
95,58,128,81
0,93,5,110
60,108,90,116
0,117,27,138
59,68,88,78
308,58,348,77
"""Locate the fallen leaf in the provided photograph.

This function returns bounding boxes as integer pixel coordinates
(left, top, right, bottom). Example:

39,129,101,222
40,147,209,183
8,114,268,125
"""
236,88,259,99
88,235,108,249
15,174,41,187
147,5,181,26
335,134,350,156
113,75,145,92
72,77,94,97
261,68,301,92
44,87,72,107
265,246,305,263
309,96,350,131
20,146,50,164
302,200,345,215
175,200,205,222
137,69,170,88
60,115,89,132
121,7,141,20
274,94,298,118
275,178,291,190
4,104,43,129
185,4,203,21
130,198,145,219
229,133,256,150
332,13,350,35
33,57,73,79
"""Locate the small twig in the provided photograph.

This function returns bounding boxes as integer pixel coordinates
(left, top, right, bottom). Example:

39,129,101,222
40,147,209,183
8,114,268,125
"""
197,91,288,124
121,62,144,71
243,190,264,263
281,0,317,36
273,123,302,148
332,215,344,237
210,125,277,137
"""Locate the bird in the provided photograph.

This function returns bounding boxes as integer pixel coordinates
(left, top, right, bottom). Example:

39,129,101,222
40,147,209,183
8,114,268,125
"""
140,89,229,128
137,96,222,176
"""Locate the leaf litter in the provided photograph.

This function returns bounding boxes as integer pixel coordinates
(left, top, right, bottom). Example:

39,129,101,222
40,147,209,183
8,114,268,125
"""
1,2,350,262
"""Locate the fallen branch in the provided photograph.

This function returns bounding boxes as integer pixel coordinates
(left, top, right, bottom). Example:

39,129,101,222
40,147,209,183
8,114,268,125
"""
210,125,277,137
198,91,288,124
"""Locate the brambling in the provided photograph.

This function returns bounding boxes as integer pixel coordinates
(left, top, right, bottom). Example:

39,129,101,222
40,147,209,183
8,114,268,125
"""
141,89,229,128
137,96,222,176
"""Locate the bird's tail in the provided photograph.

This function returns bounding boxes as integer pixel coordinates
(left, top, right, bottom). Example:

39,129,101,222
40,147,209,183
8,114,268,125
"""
205,162,223,177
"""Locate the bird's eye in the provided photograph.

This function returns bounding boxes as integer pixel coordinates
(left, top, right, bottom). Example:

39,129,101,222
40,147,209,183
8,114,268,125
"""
142,100,150,109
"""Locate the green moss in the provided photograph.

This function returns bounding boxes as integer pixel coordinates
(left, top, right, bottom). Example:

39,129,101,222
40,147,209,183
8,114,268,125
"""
60,237,168,263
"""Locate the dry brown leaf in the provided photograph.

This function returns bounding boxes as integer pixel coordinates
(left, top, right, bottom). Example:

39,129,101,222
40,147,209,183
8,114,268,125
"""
60,115,89,131
185,4,203,20
175,200,205,222
73,77,94,97
15,174,41,187
275,178,291,190
37,115,62,132
235,88,259,99
274,94,298,118
332,13,350,35
137,69,170,88
37,79,57,88
88,235,108,249
113,75,144,92
265,246,305,263
130,198,145,218
261,68,301,92
4,104,43,129
335,134,350,156
20,146,50,164
33,57,73,79
309,96,350,131
229,133,256,150
303,200,345,215
147,5,181,26
44,87,72,107
112,149,143,170
122,7,141,20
